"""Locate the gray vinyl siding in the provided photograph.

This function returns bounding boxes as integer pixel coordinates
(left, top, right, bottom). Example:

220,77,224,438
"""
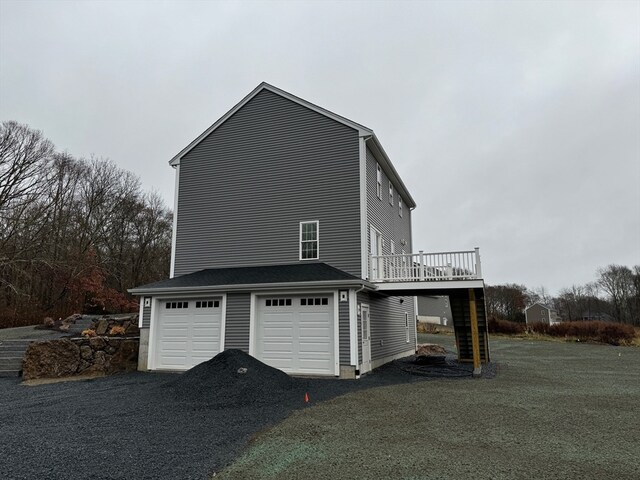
224,293,251,352
365,146,413,277
338,293,350,364
525,303,554,325
142,299,151,328
358,291,415,362
174,89,362,277
361,145,416,361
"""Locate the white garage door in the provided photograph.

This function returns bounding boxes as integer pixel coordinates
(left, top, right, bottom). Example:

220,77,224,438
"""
156,298,223,370
256,294,335,375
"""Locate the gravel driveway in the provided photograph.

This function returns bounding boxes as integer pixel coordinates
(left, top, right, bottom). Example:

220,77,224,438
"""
0,336,476,480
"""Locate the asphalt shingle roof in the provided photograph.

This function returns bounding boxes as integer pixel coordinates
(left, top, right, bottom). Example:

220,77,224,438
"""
130,263,362,292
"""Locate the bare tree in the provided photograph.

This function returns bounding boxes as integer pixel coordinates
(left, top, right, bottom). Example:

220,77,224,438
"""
597,265,635,324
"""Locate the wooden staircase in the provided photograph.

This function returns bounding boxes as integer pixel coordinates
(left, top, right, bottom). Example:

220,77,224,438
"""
449,288,490,363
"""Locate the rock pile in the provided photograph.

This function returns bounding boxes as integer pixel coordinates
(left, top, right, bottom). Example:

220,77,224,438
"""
35,314,139,336
166,349,297,405
22,337,138,380
91,315,139,336
415,343,447,356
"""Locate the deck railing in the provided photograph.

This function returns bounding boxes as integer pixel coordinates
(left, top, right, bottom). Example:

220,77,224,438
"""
369,248,482,283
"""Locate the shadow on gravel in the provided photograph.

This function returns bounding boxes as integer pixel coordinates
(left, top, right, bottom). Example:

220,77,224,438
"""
0,348,495,480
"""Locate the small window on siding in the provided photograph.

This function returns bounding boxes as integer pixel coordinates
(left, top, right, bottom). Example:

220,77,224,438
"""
389,182,394,205
300,221,319,260
399,197,403,217
390,240,395,255
376,164,382,199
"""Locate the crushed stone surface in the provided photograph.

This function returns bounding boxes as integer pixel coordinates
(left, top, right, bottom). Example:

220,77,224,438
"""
0,346,489,479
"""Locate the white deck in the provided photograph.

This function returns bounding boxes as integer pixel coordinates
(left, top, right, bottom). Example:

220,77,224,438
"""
369,248,483,291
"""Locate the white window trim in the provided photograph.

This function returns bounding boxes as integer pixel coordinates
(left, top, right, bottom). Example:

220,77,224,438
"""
389,182,394,205
376,164,382,200
299,220,319,260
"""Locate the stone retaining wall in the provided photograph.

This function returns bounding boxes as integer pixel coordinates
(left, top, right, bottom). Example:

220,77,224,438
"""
22,336,139,380
91,315,139,336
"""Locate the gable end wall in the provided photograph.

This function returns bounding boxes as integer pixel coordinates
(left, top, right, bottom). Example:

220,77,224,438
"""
174,89,362,277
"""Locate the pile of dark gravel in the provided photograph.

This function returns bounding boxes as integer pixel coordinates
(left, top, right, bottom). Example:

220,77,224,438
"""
165,349,299,405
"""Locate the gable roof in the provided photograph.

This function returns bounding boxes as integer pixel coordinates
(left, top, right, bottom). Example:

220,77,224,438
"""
169,82,416,208
129,262,372,295
169,82,373,167
525,302,556,312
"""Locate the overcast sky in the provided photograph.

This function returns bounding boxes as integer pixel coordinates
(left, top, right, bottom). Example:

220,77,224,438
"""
1,0,638,294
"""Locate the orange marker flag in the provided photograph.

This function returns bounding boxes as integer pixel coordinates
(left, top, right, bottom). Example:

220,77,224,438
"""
304,392,309,403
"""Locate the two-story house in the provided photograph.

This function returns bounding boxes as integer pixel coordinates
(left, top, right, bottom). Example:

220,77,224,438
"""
130,83,489,378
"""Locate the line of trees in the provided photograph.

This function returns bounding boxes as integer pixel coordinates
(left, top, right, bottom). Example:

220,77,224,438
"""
486,264,640,326
1,121,172,327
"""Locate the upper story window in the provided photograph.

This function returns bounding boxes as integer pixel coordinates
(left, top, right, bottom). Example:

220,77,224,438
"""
389,182,394,205
376,164,382,199
300,221,319,260
399,197,403,217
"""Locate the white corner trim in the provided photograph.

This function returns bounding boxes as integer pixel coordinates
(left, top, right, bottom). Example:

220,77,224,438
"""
248,292,257,357
219,293,228,353
349,289,359,367
138,297,144,328
359,137,368,279
333,290,340,376
169,164,180,278
147,297,158,370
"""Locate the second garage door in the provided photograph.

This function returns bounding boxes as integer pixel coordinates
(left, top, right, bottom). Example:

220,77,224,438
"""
156,298,223,370
256,294,335,376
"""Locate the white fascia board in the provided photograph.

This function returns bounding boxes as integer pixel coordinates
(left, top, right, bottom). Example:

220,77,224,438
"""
169,82,373,166
374,279,485,292
129,279,376,296
366,134,417,209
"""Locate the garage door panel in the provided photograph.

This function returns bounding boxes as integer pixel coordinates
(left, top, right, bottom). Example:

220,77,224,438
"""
298,342,331,353
156,298,223,370
256,294,334,375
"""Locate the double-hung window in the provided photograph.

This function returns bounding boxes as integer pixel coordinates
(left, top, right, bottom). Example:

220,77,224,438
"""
300,221,319,260
376,164,382,199
399,197,403,217
389,182,394,205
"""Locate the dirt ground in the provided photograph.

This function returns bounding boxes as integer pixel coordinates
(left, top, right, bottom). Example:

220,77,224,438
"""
216,334,640,480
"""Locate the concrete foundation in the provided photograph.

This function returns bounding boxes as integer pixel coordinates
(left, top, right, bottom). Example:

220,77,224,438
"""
339,365,357,379
138,327,149,371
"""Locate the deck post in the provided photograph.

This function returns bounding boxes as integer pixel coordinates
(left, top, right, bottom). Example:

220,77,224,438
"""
469,288,482,377
418,250,424,280
475,247,482,278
